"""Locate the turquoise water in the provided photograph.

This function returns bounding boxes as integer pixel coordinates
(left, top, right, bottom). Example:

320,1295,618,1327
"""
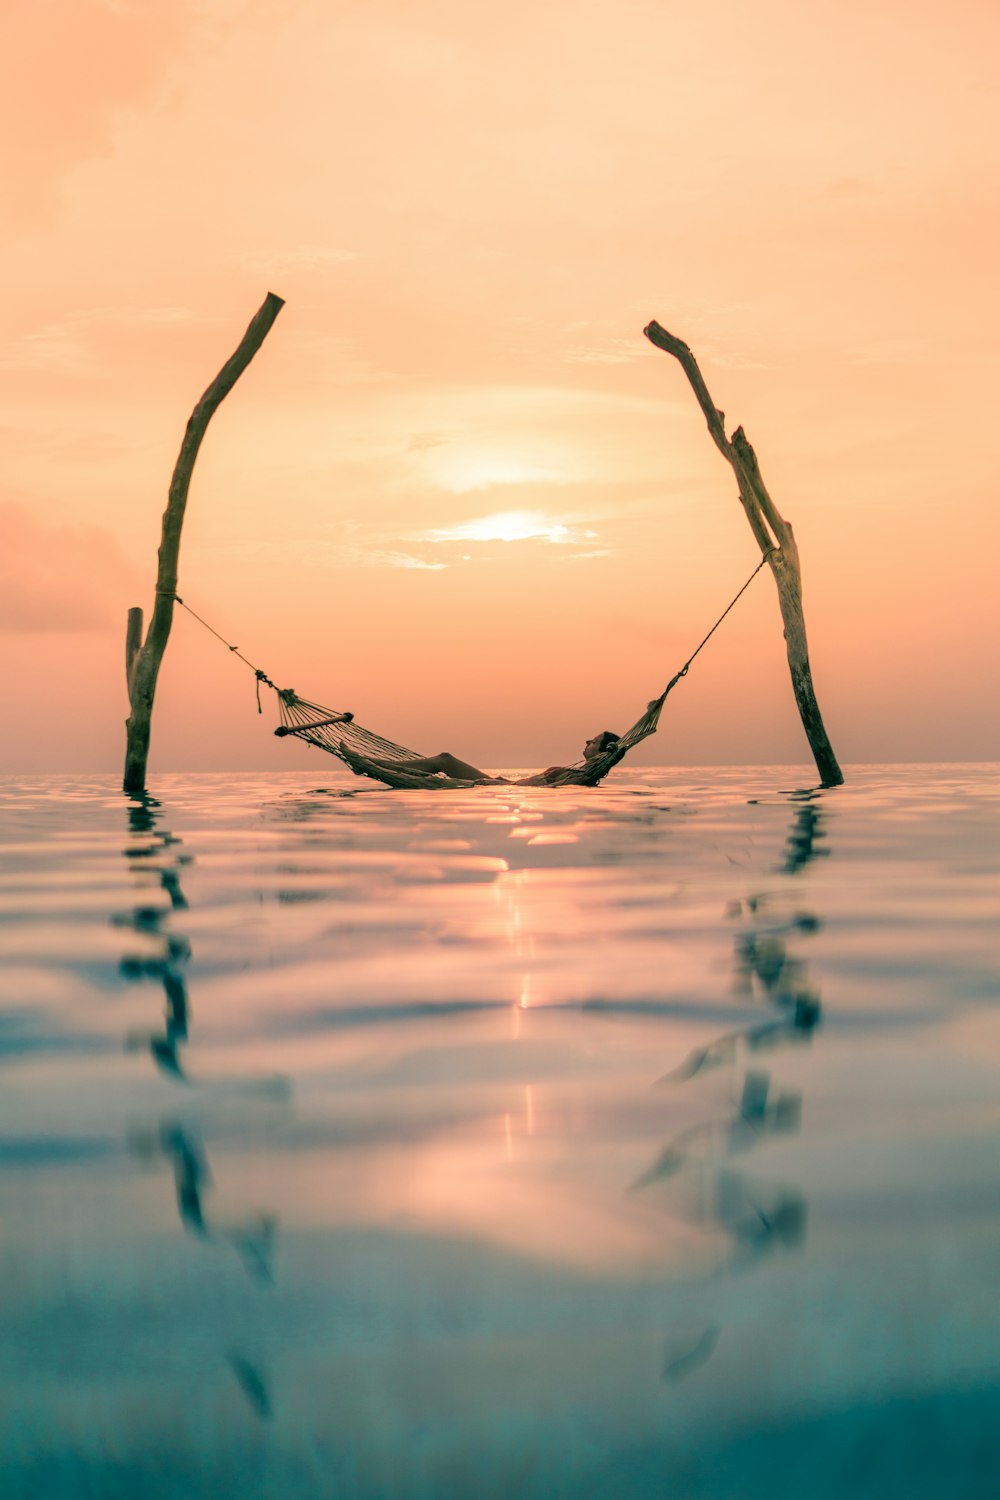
1,765,998,1498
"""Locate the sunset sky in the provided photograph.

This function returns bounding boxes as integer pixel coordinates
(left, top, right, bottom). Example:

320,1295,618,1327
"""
2,0,998,774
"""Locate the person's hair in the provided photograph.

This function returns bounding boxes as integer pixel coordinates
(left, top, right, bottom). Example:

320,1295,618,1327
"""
596,731,619,752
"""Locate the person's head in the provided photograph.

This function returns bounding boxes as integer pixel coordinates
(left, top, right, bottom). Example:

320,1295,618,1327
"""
583,730,620,760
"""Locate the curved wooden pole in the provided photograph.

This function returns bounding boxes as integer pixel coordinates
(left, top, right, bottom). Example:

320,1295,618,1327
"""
124,292,285,794
644,321,844,788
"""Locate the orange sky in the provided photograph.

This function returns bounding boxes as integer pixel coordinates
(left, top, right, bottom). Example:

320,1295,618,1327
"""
2,0,998,773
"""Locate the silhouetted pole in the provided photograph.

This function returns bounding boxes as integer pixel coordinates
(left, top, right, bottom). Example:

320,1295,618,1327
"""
643,321,844,788
124,293,285,795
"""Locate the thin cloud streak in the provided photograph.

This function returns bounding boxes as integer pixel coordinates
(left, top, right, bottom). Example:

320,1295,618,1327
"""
0,305,195,374
418,510,599,546
252,245,360,272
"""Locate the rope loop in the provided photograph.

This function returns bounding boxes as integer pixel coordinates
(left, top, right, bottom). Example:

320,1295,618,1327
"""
168,593,283,712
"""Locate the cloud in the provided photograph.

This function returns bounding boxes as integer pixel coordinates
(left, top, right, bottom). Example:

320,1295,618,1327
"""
0,501,139,632
564,339,645,366
279,329,391,387
0,323,94,377
0,305,195,374
0,0,192,220
358,550,448,571
842,338,933,366
293,534,449,571
252,245,360,273
289,502,610,569
417,509,598,546
428,456,568,495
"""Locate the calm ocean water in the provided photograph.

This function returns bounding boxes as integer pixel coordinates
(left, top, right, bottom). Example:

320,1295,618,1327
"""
1,764,998,1499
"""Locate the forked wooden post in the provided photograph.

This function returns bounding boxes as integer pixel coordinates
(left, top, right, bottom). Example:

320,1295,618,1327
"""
123,293,285,795
643,321,844,787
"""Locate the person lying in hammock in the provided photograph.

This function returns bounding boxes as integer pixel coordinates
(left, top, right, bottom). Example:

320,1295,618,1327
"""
357,730,621,786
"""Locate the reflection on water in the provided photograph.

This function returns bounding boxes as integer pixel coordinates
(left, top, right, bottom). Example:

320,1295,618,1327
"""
780,789,829,875
118,793,281,1415
633,798,825,1363
119,794,191,1079
1,766,999,1498
661,1321,721,1384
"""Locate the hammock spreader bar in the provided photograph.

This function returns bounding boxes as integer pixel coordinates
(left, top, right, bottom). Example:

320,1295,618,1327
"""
170,549,774,788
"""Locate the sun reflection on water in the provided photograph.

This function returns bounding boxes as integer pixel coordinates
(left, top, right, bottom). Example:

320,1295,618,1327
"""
3,768,1000,1495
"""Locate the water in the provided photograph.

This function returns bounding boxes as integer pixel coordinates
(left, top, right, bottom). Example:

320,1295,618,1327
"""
1,765,998,1499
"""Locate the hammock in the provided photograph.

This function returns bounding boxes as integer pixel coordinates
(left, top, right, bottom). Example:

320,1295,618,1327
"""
173,550,772,789
270,686,667,789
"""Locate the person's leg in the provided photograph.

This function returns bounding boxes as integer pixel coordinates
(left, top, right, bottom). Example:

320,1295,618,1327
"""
413,751,487,779
370,751,487,779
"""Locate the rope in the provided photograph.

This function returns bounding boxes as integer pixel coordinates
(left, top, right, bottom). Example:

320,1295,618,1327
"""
156,590,280,712
658,548,776,700
159,545,777,727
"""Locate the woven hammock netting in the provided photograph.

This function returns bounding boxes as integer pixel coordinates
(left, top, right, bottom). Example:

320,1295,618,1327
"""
273,688,667,789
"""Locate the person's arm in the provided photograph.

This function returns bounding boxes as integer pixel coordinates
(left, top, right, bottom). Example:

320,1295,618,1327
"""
515,766,568,786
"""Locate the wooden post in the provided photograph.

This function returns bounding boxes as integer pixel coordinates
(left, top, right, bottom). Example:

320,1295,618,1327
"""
123,293,285,795
643,321,844,788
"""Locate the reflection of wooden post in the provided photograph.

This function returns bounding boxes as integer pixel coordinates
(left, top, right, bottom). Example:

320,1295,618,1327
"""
124,294,285,795
644,321,844,788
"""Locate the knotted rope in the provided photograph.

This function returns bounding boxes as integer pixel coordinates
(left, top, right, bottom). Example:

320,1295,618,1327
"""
156,591,282,712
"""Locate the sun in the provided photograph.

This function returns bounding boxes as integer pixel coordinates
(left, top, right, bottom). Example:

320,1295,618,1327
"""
422,441,575,496
426,510,578,543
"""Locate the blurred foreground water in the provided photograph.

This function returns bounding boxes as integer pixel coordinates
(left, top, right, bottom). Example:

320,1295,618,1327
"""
1,765,998,1499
